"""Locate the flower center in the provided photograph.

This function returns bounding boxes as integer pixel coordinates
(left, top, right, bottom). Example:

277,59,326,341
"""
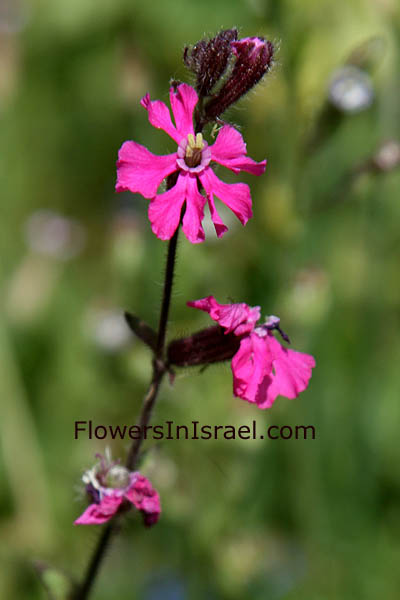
104,465,131,489
176,133,211,174
184,133,204,168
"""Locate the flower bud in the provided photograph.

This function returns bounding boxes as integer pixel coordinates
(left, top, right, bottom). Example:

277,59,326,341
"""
204,36,274,120
167,325,240,367
183,28,238,97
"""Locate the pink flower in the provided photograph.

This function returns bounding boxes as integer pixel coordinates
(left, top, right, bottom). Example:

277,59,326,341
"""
74,452,160,527
116,83,266,243
188,296,316,409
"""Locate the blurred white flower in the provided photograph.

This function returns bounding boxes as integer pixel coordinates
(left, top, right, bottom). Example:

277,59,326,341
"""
373,140,400,172
25,210,86,260
6,255,59,322
0,0,30,33
86,307,131,352
329,66,373,113
282,267,331,325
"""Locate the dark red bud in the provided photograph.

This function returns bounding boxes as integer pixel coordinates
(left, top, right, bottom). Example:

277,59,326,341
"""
204,37,274,120
167,325,240,367
183,28,238,97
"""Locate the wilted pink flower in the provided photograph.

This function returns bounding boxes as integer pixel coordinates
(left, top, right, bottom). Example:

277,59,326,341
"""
188,296,315,409
116,83,266,243
74,452,160,527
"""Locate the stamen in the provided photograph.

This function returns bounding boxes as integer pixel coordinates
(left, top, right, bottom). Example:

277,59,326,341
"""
195,133,204,148
184,133,204,167
264,315,291,344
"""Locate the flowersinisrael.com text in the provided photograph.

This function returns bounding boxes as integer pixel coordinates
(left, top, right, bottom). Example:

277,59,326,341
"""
74,420,316,441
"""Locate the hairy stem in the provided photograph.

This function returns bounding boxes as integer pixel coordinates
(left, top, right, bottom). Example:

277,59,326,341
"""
156,225,179,359
125,363,165,471
73,228,179,600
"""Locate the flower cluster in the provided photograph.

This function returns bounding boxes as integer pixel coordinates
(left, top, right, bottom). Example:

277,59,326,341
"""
75,452,160,527
116,31,274,245
76,31,313,533
179,296,316,409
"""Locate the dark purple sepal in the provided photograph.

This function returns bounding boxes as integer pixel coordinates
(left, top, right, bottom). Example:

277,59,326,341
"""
167,325,241,367
183,28,238,97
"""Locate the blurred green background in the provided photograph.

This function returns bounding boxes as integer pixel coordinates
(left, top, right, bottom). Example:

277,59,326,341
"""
1,0,400,598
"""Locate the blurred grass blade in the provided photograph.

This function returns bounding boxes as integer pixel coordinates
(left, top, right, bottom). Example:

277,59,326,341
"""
34,561,77,600
0,317,51,546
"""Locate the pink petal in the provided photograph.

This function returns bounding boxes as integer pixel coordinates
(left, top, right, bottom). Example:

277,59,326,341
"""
231,331,315,409
187,296,260,336
220,155,267,176
207,194,228,238
211,125,266,175
233,309,262,336
148,173,187,240
116,141,177,198
125,475,161,527
74,495,122,525
187,296,219,314
169,84,198,139
140,93,181,144
259,335,316,408
199,168,253,226
182,175,206,243
217,304,260,335
231,334,273,405
212,125,246,157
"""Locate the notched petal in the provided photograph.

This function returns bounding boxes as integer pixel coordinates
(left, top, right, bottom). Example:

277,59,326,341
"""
148,173,187,240
200,168,253,227
211,125,267,175
116,141,177,199
169,83,198,138
140,93,181,144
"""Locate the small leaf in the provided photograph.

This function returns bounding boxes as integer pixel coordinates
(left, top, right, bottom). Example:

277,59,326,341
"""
124,312,157,351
